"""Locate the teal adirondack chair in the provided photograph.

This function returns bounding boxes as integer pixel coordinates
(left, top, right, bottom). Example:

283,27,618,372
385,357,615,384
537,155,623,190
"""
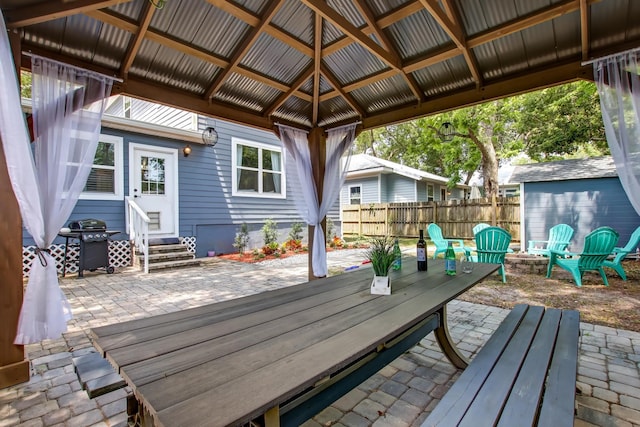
427,223,468,259
473,223,491,235
546,226,619,287
528,224,574,257
603,226,640,280
469,226,512,283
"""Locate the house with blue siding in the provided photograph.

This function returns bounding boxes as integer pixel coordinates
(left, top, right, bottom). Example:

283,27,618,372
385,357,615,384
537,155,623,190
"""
340,154,465,208
510,156,640,252
22,97,335,267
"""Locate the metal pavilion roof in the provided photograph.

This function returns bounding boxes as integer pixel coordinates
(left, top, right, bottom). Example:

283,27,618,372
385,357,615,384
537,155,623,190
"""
1,0,640,132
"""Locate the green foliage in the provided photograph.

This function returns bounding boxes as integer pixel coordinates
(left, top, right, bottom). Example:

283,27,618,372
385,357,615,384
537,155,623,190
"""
289,222,304,241
261,219,278,246
325,217,335,240
365,236,397,276
233,222,250,254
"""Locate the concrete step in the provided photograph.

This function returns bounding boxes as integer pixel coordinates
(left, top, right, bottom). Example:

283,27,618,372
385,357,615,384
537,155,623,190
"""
146,258,201,271
146,243,191,254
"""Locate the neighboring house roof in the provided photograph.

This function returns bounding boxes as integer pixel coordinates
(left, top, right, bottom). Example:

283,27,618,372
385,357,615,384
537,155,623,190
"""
346,154,452,185
509,156,618,183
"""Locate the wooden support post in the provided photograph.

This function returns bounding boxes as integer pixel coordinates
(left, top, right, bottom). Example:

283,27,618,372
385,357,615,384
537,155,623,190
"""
307,127,326,281
0,29,30,389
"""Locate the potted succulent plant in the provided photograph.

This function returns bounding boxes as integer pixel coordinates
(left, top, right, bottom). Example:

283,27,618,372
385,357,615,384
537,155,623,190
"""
365,236,396,295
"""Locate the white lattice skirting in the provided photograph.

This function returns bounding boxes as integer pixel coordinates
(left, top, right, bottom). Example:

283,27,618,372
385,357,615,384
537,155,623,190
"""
23,236,198,277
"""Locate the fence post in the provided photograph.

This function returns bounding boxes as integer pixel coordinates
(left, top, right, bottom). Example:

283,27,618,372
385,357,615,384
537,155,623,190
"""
358,205,362,236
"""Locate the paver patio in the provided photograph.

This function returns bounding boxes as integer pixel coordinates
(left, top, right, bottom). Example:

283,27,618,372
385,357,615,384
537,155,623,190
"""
1,250,639,427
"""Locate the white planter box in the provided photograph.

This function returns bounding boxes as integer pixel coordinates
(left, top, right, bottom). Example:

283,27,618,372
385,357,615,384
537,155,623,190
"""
371,275,391,295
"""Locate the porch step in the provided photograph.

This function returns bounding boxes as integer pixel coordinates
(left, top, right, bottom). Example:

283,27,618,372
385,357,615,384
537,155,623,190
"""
134,242,200,272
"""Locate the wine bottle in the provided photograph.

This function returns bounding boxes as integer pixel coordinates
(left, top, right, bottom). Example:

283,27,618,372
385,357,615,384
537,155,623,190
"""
445,241,456,276
392,238,402,270
417,230,427,271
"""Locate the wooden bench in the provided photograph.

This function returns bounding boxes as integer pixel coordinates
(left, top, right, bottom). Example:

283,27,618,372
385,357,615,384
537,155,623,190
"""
422,304,580,427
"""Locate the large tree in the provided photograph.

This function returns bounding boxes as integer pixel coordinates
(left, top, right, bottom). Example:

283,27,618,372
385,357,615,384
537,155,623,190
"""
354,81,607,198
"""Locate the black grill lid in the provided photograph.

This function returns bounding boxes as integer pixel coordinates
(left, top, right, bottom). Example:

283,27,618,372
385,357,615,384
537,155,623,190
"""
68,219,107,230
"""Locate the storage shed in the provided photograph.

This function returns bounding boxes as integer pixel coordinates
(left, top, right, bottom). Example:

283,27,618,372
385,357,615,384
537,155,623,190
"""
511,156,640,252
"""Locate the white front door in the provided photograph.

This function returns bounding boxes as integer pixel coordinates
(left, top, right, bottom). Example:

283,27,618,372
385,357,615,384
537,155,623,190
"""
129,144,179,237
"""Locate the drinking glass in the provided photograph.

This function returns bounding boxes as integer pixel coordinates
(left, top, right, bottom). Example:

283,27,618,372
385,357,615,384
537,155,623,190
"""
461,256,474,274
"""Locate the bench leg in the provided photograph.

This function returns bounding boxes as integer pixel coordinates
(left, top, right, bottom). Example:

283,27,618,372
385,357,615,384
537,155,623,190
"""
263,406,280,427
434,305,469,369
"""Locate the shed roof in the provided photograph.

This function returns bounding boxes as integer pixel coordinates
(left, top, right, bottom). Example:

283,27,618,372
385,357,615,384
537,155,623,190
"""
2,0,639,132
347,153,451,184
509,156,618,183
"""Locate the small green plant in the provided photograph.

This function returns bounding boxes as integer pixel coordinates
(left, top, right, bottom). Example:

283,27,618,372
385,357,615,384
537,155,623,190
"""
289,222,304,241
365,236,396,276
262,218,278,246
325,217,335,241
233,222,250,254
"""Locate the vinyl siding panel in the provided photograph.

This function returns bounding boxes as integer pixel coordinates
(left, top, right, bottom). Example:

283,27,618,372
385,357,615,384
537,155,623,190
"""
523,178,640,252
387,175,416,202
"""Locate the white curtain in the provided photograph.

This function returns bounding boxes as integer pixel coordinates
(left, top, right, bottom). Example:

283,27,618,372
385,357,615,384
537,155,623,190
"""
594,51,640,215
0,13,113,343
278,124,356,277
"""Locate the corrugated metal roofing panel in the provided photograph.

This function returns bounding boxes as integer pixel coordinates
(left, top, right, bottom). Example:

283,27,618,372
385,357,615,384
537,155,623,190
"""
366,0,414,16
272,0,314,45
92,20,131,70
190,8,251,59
232,0,269,15
519,21,559,68
324,43,387,84
413,57,474,96
108,0,143,21
327,0,366,28
242,33,311,85
215,73,281,112
552,12,581,59
150,0,209,41
350,74,414,114
274,96,313,127
59,15,106,64
590,0,635,49
386,10,451,60
21,20,65,53
322,17,346,45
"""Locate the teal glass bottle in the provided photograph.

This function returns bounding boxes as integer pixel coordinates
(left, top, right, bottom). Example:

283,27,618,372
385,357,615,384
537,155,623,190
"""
445,241,456,276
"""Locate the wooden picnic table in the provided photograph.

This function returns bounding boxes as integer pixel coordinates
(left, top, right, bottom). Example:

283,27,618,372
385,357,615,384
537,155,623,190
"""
90,259,499,427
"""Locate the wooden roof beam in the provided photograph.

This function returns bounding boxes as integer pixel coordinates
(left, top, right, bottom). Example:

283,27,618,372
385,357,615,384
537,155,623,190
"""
3,0,127,28
119,1,155,78
580,0,590,61
312,13,322,125
264,66,314,117
302,0,401,70
320,64,366,117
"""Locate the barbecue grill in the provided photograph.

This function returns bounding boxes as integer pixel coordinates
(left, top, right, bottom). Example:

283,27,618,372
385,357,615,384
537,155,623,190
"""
59,219,119,277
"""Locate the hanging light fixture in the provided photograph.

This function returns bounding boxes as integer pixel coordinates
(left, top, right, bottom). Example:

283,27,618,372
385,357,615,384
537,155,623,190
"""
148,0,166,9
438,122,455,142
202,126,219,147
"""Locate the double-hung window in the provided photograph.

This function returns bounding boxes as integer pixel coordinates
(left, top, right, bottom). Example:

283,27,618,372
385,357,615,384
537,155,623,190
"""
349,186,361,205
232,138,285,198
427,184,434,201
80,134,123,200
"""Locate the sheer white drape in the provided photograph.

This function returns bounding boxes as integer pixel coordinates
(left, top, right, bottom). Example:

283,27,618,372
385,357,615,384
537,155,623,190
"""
594,51,640,215
0,14,113,343
278,124,356,277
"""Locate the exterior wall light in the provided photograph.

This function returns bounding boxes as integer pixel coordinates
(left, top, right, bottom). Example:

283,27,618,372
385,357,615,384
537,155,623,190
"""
183,145,192,157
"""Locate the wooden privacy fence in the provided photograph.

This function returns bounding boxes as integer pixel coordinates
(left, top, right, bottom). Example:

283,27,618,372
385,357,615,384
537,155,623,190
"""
341,197,520,241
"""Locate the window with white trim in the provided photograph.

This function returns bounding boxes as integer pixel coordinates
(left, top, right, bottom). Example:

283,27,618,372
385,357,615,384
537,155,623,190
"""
232,138,285,198
349,186,361,205
427,184,434,201
80,134,124,200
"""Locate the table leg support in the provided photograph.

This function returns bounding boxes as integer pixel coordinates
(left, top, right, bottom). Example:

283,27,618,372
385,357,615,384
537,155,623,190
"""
434,305,469,369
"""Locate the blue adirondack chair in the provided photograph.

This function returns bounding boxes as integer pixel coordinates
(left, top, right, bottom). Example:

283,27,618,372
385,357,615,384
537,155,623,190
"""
469,226,512,283
603,225,640,280
528,224,574,257
546,226,619,287
427,223,468,259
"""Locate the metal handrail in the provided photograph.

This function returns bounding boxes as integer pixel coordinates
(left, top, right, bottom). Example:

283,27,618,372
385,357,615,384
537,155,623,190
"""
126,196,150,274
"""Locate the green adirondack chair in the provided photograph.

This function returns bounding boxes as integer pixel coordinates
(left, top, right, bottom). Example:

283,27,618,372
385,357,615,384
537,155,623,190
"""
546,226,619,287
469,226,512,283
473,223,491,235
528,224,574,257
427,223,468,259
603,225,640,280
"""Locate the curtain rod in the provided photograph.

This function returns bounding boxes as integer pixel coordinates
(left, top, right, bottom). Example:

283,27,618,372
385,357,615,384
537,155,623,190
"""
23,51,123,82
326,121,361,132
275,122,309,134
582,46,640,66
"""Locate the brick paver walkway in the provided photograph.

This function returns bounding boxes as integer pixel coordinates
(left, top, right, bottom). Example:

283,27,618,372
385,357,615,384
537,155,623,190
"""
1,251,639,427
